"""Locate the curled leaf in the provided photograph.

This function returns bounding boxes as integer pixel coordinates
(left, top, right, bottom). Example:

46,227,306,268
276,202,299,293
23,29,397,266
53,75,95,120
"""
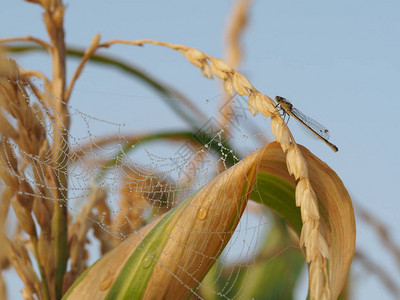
64,146,265,300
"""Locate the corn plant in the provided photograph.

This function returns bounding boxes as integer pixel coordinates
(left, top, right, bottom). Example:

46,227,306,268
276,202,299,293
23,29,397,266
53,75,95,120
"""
0,1,358,299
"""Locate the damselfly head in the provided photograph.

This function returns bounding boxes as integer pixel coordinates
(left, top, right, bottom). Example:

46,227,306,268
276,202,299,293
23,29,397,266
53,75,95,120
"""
275,96,289,104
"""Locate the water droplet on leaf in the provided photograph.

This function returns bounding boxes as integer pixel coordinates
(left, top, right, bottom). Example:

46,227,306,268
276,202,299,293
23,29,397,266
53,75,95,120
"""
197,206,209,220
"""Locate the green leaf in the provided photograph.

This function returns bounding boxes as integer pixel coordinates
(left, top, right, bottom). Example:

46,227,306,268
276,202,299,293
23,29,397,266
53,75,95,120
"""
209,222,304,300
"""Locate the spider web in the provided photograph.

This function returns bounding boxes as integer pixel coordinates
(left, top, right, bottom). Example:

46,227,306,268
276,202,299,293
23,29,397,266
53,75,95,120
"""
0,79,298,299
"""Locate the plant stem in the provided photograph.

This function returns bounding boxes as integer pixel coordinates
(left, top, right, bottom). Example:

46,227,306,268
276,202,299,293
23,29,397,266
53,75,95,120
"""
43,3,69,299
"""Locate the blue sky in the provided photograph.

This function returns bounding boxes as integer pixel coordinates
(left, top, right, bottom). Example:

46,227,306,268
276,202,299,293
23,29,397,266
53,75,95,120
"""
2,0,400,299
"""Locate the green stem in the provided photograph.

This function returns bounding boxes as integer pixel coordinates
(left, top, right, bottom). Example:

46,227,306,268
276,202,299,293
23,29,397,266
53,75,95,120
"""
45,7,69,299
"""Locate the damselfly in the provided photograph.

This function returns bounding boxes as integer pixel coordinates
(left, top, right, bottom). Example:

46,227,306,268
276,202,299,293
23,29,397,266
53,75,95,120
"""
275,96,338,152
